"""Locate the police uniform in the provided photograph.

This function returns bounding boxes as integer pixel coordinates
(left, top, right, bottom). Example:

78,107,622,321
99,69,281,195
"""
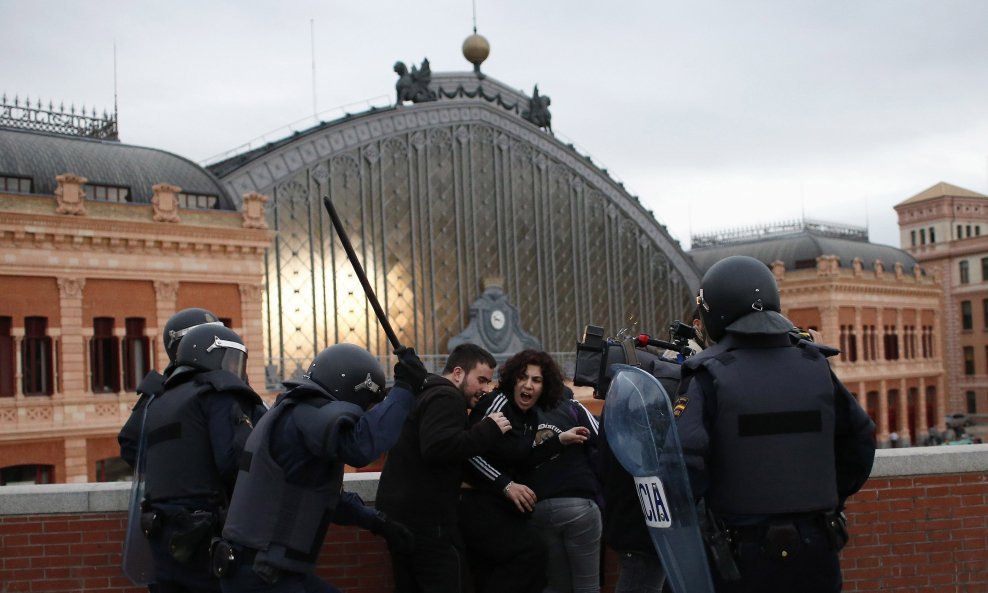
143,367,264,593
219,344,421,593
676,255,876,593
119,308,224,470
119,369,166,469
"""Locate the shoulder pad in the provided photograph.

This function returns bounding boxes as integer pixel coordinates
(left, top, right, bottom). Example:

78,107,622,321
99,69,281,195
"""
136,371,166,397
796,339,840,358
195,370,263,406
293,400,365,458
646,358,682,381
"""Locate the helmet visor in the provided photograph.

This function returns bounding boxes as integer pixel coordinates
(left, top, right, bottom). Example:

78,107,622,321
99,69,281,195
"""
206,336,248,381
220,349,248,382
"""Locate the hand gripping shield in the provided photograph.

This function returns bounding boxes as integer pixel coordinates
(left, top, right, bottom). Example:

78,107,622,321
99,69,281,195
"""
603,365,714,593
121,395,154,585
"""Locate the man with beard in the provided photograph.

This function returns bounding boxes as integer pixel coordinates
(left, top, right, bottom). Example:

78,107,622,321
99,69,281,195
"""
376,344,511,593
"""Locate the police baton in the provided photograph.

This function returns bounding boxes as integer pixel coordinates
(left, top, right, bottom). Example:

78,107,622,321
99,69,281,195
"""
322,196,403,352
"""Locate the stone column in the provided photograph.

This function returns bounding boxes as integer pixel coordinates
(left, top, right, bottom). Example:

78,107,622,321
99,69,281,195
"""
821,305,839,350
853,307,863,362
917,376,928,442
898,378,911,446
895,308,904,361
63,436,88,483
876,309,886,361
936,375,947,432
12,330,24,397
857,382,867,415
56,277,86,400
154,281,178,371
878,379,889,447
239,283,265,391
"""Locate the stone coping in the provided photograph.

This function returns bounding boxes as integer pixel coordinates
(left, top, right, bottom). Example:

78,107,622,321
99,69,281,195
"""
2,445,986,516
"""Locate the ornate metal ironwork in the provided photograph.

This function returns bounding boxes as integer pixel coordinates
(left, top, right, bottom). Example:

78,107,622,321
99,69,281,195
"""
254,120,696,387
0,94,118,140
692,218,869,248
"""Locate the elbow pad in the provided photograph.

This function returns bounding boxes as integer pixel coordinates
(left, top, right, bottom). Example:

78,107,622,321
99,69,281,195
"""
293,401,365,458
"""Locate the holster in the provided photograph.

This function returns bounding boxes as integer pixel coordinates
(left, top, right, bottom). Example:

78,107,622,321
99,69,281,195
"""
140,511,161,539
252,560,282,585
167,511,215,564
762,521,801,561
822,511,849,551
702,509,741,581
209,537,237,578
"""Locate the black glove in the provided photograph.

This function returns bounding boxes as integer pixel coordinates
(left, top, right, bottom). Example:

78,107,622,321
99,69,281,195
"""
371,512,415,555
394,347,428,394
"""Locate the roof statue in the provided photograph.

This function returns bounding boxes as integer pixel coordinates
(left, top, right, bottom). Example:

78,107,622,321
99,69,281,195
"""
522,85,552,132
394,58,437,104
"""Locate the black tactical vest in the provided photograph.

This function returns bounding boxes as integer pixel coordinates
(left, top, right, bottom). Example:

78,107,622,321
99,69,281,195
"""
222,395,358,575
700,342,839,515
144,380,224,503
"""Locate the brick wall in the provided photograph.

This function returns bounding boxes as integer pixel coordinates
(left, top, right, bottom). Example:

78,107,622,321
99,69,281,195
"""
1,447,986,593
842,472,988,592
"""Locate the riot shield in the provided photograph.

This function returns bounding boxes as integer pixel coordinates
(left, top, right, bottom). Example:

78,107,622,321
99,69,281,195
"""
122,396,155,585
603,364,714,593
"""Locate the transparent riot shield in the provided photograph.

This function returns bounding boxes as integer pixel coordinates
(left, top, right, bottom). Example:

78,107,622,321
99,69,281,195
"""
122,396,155,585
603,365,714,593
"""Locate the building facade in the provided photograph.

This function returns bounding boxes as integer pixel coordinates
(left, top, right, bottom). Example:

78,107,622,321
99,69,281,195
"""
0,106,272,484
208,67,701,385
895,182,988,419
690,220,945,447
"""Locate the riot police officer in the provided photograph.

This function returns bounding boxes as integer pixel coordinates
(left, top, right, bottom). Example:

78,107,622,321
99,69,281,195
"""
118,308,224,467
142,323,266,593
676,255,876,593
218,344,427,593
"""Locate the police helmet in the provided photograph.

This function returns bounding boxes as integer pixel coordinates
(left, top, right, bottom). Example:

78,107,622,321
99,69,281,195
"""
162,308,223,362
173,324,248,381
696,255,792,342
296,344,385,410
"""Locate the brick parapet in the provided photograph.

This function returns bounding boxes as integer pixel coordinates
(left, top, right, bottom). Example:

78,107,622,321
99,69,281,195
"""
1,446,986,592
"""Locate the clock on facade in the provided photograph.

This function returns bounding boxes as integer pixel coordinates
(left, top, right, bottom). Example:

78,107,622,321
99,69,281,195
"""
490,309,506,330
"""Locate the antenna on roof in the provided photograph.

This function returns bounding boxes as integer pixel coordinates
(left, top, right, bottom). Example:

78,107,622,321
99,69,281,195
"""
310,19,318,123
800,181,805,224
472,0,478,33
113,40,119,133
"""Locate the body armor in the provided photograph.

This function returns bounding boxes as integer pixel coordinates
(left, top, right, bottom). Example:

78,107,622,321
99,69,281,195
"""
222,392,363,574
144,380,225,503
694,341,838,515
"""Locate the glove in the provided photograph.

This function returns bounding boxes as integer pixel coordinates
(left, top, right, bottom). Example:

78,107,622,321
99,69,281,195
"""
394,347,429,394
371,512,415,555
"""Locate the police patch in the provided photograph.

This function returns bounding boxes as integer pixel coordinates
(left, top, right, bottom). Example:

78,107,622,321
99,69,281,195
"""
673,396,689,417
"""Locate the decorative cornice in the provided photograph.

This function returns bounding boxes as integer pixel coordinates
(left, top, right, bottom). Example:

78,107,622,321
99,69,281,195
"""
217,100,700,292
0,211,271,256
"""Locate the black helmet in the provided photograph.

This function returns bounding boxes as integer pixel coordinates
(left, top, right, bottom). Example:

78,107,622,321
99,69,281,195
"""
162,308,222,362
295,344,385,410
173,324,248,381
696,255,791,342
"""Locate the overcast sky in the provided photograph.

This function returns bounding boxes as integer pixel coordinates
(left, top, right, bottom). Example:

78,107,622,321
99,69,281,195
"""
3,0,987,249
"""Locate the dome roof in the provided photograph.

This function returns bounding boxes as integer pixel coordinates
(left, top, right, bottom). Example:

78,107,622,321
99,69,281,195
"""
690,225,919,275
0,127,237,209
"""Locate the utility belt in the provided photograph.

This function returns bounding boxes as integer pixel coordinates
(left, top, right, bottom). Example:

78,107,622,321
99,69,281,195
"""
140,502,222,565
703,509,848,582
209,540,284,584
